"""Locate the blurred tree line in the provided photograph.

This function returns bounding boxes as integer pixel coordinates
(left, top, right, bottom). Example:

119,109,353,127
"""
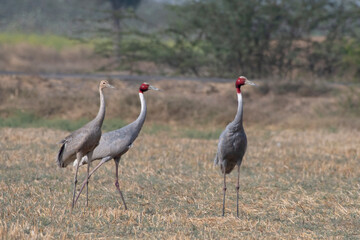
111,0,360,80
0,0,100,35
0,0,148,37
1,0,360,80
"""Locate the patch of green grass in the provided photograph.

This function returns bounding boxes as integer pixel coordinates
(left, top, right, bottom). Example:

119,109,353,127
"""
0,111,163,134
0,111,88,131
0,32,86,50
0,111,224,140
143,123,171,135
102,118,127,132
0,111,37,128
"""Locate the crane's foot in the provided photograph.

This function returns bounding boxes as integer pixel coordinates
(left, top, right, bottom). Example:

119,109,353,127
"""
71,180,79,209
73,178,88,207
222,187,227,217
86,180,89,207
236,186,240,218
115,181,128,210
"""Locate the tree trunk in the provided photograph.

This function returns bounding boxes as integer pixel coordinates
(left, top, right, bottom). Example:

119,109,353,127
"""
109,0,123,62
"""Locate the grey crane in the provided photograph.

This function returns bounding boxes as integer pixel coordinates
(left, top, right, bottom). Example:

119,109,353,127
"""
214,76,255,217
72,82,159,209
56,80,115,209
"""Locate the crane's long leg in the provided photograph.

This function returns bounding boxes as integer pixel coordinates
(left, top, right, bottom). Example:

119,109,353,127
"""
72,152,82,209
236,164,240,218
222,168,227,217
86,152,93,207
114,157,127,210
74,157,110,206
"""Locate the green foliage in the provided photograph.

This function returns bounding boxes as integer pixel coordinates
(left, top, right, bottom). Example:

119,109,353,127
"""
114,0,360,80
0,0,105,35
341,39,360,78
109,0,142,9
0,33,84,50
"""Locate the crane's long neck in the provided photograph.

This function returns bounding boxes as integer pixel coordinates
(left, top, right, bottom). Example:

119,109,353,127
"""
134,92,147,130
231,91,244,131
94,87,106,126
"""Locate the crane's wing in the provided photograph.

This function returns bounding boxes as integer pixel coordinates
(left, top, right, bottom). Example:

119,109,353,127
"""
214,128,227,165
214,128,227,166
91,124,137,161
214,124,247,174
56,127,94,168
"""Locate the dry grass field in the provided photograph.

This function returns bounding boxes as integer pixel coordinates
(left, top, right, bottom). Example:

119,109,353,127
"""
0,126,359,239
0,74,360,239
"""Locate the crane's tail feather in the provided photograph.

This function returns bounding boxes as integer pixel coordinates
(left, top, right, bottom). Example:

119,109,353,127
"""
57,143,66,168
73,156,88,167
214,153,219,166
73,159,78,167
221,162,237,174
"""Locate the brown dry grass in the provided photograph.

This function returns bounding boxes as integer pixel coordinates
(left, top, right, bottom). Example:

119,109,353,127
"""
0,125,359,239
0,43,108,73
1,75,359,130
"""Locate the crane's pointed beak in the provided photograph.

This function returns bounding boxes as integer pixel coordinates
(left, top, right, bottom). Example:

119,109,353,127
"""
107,83,116,89
149,85,160,91
245,79,256,86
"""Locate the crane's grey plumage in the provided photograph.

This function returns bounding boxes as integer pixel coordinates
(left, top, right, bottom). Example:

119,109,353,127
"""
73,82,159,209
56,80,114,209
214,76,255,217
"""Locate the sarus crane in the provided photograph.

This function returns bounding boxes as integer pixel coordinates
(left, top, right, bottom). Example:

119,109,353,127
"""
73,82,159,209
56,80,114,209
214,76,255,217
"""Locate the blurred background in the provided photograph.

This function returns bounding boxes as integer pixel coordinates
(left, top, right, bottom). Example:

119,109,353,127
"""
1,0,360,79
0,0,359,130
1,1,360,238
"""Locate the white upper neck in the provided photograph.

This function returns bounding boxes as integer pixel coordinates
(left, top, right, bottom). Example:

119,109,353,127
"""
232,92,244,129
140,92,145,113
94,87,106,125
135,92,147,126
